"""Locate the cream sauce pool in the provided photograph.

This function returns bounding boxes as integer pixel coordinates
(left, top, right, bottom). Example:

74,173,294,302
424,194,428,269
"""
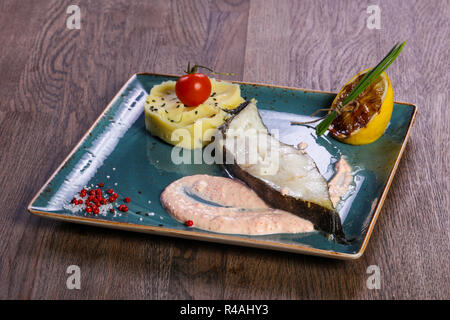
160,174,314,235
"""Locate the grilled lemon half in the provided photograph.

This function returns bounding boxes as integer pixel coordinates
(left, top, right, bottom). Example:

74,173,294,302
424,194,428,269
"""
144,79,244,149
329,68,394,145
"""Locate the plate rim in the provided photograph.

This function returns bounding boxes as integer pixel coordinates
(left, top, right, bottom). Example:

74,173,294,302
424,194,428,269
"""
27,72,418,260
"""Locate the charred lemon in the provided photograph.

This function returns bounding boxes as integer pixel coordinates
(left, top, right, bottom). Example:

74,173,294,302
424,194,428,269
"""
329,68,394,145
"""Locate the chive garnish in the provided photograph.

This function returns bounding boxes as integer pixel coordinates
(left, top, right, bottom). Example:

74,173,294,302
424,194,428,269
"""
315,41,406,136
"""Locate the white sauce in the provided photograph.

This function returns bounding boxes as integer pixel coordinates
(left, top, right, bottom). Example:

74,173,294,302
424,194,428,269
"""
328,157,353,207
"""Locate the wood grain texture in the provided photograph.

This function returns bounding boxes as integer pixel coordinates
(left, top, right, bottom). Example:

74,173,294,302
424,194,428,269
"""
0,0,448,299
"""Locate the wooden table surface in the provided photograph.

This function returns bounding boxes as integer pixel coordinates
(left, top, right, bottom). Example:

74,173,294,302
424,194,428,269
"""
1,0,448,300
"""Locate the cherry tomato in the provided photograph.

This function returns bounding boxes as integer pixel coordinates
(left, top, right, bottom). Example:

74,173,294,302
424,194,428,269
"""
175,73,212,107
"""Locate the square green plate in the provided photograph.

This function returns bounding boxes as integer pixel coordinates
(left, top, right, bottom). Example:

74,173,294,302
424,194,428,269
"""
28,73,417,260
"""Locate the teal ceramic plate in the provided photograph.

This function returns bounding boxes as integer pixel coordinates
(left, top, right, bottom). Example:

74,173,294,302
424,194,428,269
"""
28,73,416,259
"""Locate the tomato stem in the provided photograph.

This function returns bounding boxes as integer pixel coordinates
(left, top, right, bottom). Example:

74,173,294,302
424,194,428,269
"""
185,62,235,76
